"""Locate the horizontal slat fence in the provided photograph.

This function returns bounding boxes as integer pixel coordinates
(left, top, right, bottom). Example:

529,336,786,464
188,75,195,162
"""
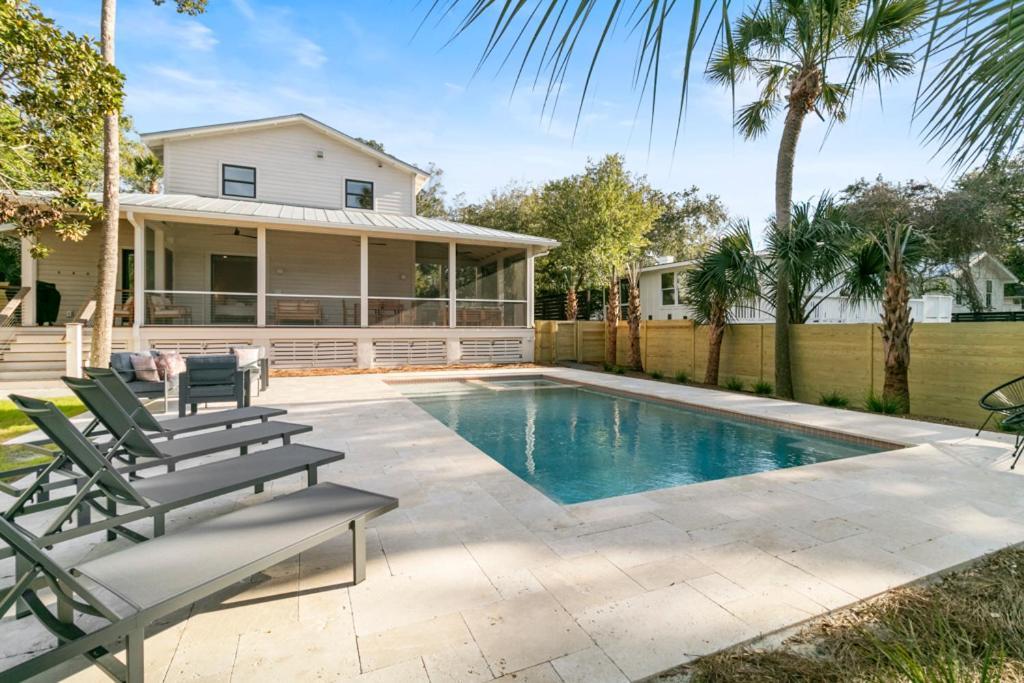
535,319,1024,424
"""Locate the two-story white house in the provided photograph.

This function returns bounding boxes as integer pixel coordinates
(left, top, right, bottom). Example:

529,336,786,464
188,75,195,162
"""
6,114,557,376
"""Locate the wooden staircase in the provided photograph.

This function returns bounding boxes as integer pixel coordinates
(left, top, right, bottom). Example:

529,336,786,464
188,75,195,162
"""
0,328,86,381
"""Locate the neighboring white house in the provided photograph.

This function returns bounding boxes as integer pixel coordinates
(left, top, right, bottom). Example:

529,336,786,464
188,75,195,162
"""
4,114,558,378
929,251,1021,313
637,257,966,324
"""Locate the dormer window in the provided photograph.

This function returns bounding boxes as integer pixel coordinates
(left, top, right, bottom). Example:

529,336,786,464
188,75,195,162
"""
345,179,374,210
222,164,256,199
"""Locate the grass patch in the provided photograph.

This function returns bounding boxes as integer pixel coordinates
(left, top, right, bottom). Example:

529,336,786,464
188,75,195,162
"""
0,397,85,474
723,377,744,391
820,390,850,408
753,380,773,396
602,361,615,372
674,371,689,384
865,392,905,415
681,546,1024,683
649,370,664,380
613,366,627,375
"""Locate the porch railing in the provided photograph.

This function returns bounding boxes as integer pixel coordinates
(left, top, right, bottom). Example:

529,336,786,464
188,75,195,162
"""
455,299,527,327
368,297,447,327
267,294,360,327
144,290,256,326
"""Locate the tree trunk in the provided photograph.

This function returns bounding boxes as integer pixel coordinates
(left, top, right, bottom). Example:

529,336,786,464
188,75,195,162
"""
605,270,619,365
147,178,159,194
772,95,810,400
627,272,642,371
704,315,726,385
880,264,912,413
565,288,578,320
90,0,119,367
955,260,984,312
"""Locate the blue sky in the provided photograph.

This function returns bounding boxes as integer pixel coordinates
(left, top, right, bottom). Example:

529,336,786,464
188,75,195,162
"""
40,0,951,237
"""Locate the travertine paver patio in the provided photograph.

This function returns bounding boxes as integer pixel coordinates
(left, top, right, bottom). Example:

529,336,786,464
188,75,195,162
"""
2,367,1023,682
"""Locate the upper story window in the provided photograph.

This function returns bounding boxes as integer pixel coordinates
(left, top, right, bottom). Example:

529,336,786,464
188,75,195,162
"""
345,179,374,210
222,164,256,199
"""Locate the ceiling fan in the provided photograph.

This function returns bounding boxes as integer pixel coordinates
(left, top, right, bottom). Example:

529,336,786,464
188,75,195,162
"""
217,228,257,239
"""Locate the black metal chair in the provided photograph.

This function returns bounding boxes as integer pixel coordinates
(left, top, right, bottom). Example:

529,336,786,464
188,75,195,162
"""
178,354,250,417
1003,412,1024,470
977,374,1024,435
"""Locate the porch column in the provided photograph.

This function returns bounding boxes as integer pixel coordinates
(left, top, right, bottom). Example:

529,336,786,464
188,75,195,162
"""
448,241,457,328
256,227,266,327
129,214,145,332
526,246,535,328
497,256,505,303
153,227,165,290
19,238,36,326
357,235,371,369
359,235,368,328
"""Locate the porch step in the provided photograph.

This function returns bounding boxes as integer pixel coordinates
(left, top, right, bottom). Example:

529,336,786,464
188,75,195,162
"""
0,328,90,381
0,369,69,381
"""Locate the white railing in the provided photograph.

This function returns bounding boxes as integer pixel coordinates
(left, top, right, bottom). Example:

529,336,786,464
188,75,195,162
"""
725,294,954,324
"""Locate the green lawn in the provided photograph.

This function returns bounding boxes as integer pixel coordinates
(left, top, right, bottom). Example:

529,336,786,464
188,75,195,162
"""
0,397,85,474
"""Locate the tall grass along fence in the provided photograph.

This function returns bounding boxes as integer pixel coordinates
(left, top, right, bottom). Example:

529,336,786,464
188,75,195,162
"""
534,319,1024,425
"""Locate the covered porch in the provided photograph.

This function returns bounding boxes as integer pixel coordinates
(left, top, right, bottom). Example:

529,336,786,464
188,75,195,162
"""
13,197,554,369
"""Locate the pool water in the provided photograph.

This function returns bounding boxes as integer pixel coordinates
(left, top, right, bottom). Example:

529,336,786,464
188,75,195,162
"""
402,380,882,505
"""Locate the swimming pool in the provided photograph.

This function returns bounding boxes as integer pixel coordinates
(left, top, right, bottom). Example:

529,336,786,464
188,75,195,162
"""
398,378,888,505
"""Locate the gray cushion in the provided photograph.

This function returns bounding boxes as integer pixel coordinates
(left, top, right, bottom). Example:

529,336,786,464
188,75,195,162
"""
110,352,137,383
125,380,165,396
185,355,238,386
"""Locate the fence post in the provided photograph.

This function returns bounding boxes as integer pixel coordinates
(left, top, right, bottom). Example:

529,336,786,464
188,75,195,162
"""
64,322,83,378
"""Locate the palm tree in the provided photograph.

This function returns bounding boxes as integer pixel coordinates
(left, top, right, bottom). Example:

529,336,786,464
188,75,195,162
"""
707,0,923,398
604,267,619,365
763,196,856,324
91,0,119,368
92,0,207,368
130,152,163,194
843,221,923,413
683,222,761,386
624,260,643,371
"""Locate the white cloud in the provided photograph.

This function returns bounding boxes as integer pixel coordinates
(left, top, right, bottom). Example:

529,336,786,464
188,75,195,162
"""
444,82,466,96
179,23,218,51
230,0,256,21
293,38,327,68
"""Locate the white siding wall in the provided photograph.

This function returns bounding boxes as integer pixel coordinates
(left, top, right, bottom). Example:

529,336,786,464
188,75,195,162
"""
266,230,360,295
163,123,416,214
35,221,133,323
640,269,695,321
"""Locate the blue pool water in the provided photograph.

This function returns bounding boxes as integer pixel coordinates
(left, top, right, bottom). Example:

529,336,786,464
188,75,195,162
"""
402,380,882,504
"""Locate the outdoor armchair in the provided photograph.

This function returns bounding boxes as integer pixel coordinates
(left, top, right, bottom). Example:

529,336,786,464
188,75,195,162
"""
0,482,397,682
178,354,249,417
977,374,1024,435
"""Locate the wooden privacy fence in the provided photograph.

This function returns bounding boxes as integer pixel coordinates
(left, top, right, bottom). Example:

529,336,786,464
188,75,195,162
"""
534,319,1024,424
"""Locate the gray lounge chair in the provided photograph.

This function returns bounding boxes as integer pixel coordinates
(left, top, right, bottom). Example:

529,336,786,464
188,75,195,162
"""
4,394,345,549
83,366,285,439
61,376,311,470
0,482,397,682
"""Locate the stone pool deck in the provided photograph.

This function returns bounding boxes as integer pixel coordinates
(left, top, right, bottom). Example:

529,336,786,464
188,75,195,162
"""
2,367,1022,682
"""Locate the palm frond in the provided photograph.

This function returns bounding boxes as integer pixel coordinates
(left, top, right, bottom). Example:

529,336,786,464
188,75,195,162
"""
918,0,1024,169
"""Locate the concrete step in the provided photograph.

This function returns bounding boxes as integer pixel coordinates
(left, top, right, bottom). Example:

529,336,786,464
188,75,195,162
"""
2,351,66,362
0,369,65,381
5,342,69,353
0,360,64,371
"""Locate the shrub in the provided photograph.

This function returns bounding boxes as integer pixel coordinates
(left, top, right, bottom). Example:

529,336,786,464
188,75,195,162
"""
753,380,773,395
674,371,689,383
602,361,614,372
865,392,904,414
613,366,626,375
724,377,744,391
650,370,664,380
820,390,849,408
